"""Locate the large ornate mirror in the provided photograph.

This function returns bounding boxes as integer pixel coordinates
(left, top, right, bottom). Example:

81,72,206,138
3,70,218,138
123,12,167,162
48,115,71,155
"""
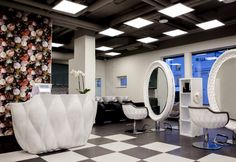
208,49,236,120
144,60,175,122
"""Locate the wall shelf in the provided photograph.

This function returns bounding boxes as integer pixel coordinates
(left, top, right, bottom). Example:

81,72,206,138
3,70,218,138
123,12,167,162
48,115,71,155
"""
179,78,203,137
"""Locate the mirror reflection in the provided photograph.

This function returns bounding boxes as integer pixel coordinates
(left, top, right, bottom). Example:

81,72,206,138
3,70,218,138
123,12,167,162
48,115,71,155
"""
215,58,236,120
148,67,168,115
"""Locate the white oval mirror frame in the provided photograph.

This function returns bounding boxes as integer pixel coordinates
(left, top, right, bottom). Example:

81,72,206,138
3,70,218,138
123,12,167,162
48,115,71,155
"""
208,49,236,114
144,60,175,121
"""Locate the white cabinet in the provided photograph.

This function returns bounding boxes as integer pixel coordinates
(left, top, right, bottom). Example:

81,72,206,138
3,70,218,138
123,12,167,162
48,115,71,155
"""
179,78,203,137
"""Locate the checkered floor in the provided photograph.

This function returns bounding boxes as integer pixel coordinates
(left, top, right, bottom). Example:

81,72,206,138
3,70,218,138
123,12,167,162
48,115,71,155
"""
1,119,236,162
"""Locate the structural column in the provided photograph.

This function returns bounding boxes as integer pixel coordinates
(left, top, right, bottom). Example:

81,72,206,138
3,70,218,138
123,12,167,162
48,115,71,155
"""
184,52,192,78
69,35,96,97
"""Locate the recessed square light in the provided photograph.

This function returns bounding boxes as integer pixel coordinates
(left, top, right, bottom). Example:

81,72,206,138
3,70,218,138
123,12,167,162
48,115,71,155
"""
163,29,187,37
105,52,121,56
52,42,64,47
124,17,153,29
96,46,113,51
52,0,87,14
137,37,158,43
196,20,225,30
159,3,194,18
99,28,124,37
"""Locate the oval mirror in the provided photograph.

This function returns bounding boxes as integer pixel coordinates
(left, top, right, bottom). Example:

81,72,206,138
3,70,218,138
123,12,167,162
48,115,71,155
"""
144,60,175,121
208,49,236,120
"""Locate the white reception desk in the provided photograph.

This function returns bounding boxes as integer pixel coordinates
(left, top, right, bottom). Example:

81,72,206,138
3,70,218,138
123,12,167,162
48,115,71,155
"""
8,94,97,154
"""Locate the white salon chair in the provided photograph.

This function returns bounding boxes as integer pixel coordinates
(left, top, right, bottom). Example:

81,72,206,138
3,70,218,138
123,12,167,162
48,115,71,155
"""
189,106,229,150
122,102,148,134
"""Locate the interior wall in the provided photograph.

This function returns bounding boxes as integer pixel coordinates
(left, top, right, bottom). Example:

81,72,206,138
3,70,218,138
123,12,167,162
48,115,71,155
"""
0,6,52,136
103,35,236,102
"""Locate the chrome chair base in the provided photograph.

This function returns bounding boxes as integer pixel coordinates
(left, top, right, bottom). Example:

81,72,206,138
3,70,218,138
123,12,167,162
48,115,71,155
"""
125,120,145,134
192,141,222,150
125,129,145,134
151,128,165,132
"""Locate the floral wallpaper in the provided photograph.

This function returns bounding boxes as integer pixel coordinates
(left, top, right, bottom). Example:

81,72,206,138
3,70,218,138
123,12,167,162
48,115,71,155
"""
0,7,52,136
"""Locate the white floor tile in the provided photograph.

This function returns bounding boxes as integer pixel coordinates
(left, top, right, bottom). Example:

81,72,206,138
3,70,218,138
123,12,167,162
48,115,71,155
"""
100,141,136,152
198,153,236,162
144,153,194,162
69,143,96,151
104,134,136,141
0,150,38,162
88,134,101,140
92,152,139,162
41,151,88,162
141,141,180,152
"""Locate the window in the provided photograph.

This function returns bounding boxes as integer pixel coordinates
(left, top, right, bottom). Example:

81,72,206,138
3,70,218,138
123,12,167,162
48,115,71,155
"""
95,78,102,96
164,55,185,93
192,50,225,105
117,76,127,88
52,63,68,86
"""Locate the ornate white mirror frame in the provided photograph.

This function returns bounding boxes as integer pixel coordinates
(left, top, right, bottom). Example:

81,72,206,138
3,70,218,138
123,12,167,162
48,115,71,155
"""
143,60,175,121
208,49,236,113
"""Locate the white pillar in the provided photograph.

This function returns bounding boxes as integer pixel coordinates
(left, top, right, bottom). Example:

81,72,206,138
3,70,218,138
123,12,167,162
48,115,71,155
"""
69,35,96,97
184,52,192,78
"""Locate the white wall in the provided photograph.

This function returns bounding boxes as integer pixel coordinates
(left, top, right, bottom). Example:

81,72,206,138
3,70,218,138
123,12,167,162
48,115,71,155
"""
103,35,236,102
52,51,106,96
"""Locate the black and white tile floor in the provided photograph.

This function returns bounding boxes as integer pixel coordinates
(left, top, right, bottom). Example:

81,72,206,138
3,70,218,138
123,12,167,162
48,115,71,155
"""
1,119,236,162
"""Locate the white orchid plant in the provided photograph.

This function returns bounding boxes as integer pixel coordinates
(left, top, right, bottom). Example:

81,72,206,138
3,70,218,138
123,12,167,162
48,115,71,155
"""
70,69,90,94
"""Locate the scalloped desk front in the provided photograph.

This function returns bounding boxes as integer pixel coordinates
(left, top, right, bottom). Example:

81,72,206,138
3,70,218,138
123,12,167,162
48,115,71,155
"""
8,94,97,154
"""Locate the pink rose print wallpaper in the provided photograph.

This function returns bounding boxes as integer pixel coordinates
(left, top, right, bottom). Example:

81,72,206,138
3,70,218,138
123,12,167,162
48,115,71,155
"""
0,7,52,136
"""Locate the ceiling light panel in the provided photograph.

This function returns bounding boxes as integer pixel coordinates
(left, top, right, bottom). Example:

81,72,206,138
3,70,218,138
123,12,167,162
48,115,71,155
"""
99,28,124,37
52,0,87,14
124,17,153,28
137,37,158,43
105,52,121,56
196,20,225,30
163,29,187,37
159,3,194,18
96,46,113,51
52,42,64,47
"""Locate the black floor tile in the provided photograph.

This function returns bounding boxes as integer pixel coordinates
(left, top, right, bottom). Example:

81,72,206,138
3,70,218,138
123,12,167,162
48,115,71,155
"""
74,146,114,158
77,159,96,162
88,138,116,145
213,144,236,158
124,137,157,146
17,157,46,162
121,147,160,159
167,146,211,160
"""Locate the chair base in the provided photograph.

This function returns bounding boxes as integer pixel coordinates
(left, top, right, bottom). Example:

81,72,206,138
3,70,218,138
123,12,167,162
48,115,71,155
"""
192,141,222,150
125,129,145,134
151,128,165,132
125,120,145,134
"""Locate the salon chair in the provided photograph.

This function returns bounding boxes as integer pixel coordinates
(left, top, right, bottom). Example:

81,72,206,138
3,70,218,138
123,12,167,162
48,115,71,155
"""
122,101,148,134
225,120,236,144
189,106,229,150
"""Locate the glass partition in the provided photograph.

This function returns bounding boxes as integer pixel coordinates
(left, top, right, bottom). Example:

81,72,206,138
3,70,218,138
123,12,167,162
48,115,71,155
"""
164,55,184,103
192,50,225,105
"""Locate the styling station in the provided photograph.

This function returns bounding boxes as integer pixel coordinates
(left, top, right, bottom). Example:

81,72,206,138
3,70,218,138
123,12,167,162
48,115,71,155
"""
1,1,236,162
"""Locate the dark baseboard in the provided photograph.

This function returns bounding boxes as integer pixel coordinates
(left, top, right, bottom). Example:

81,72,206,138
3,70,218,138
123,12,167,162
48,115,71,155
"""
0,135,21,153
